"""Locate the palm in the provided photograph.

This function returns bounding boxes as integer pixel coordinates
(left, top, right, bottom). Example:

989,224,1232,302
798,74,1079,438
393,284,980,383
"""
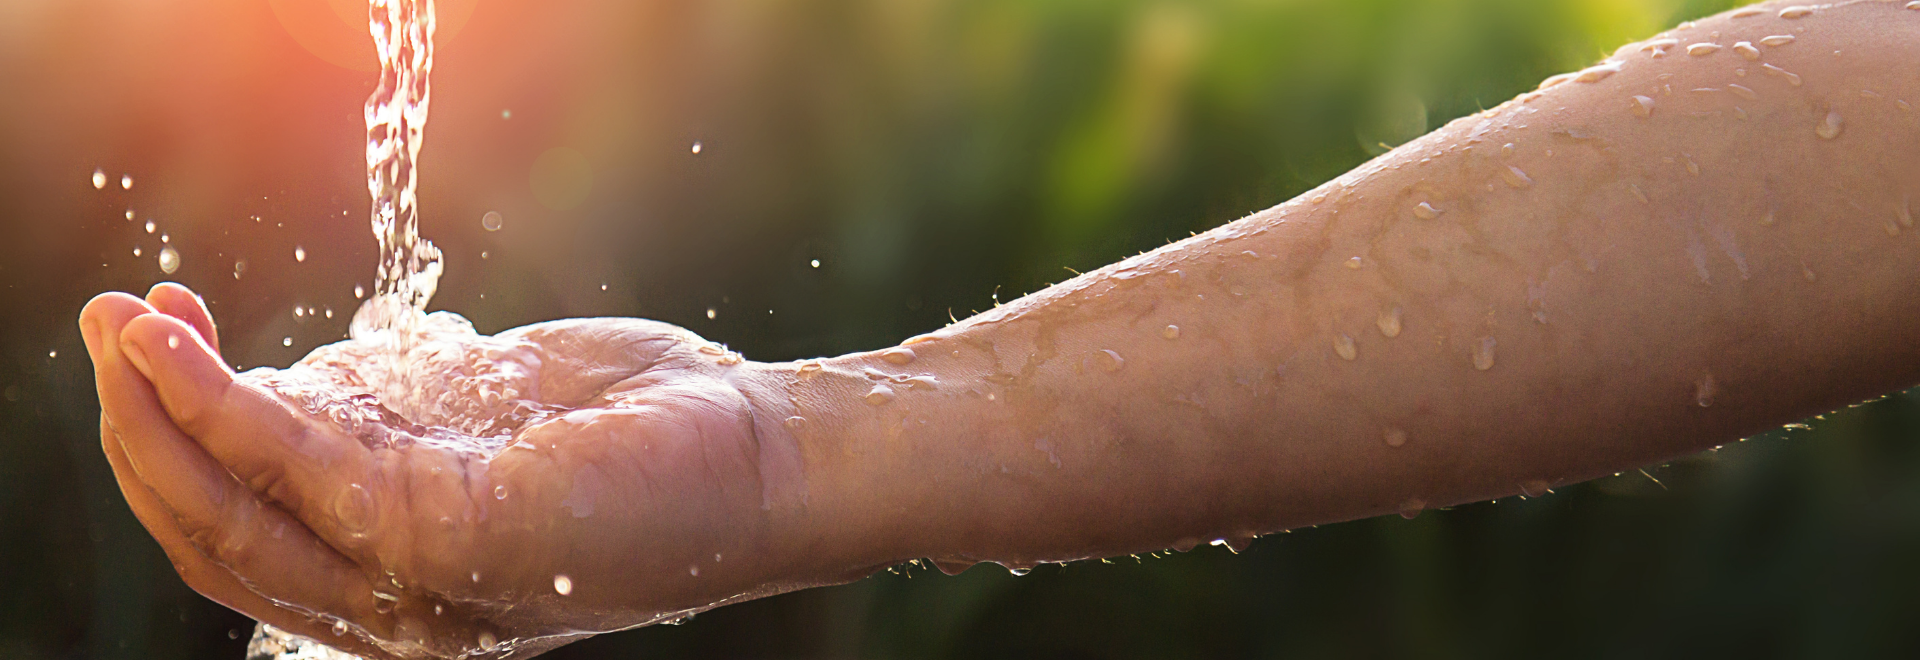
85,288,779,659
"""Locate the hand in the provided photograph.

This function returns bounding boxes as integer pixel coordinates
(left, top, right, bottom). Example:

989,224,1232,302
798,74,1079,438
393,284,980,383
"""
81,284,818,659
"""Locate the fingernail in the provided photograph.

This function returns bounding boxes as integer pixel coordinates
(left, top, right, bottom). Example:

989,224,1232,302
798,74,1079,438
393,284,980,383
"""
122,339,153,377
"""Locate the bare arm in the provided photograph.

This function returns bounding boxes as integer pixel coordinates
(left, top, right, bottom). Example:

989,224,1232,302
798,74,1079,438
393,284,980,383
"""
734,0,1920,573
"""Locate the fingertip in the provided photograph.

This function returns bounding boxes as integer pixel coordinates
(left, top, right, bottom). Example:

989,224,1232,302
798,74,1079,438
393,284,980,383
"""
146,282,220,353
80,292,156,367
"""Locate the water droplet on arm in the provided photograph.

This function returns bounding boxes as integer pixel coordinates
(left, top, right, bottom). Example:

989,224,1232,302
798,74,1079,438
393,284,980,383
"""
881,348,916,365
1383,427,1407,447
1162,325,1181,340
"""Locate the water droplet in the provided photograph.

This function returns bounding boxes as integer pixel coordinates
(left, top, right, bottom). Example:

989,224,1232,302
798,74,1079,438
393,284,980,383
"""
480,211,503,231
1777,6,1813,19
809,259,821,268
48,350,56,358
1695,373,1717,408
1733,42,1760,61
144,220,155,234
124,209,134,221
553,574,572,595
471,571,481,583
1630,95,1655,117
160,233,169,243
1334,333,1358,361
1572,61,1623,84
477,631,497,650
157,246,180,274
493,485,507,500
690,141,703,154
1685,156,1700,177
1629,184,1649,204
1383,427,1407,448
1472,336,1497,371
91,169,106,189
1759,35,1796,48
1816,111,1843,140
1095,349,1126,373
932,558,977,575
282,337,292,347
353,284,365,299
1685,43,1721,56
689,565,699,576
332,620,349,636
1731,7,1764,18
865,384,896,406
881,347,916,365
706,307,717,320
1762,63,1801,86
1726,84,1757,101
166,334,180,350
120,174,133,190
1501,165,1533,189
334,483,374,534
1520,480,1552,498
1161,324,1181,340
1413,202,1441,220
784,416,806,430
600,283,608,291
1376,306,1403,338
293,305,305,318
1898,195,1913,228
1398,498,1426,520
1344,256,1363,269
132,246,142,257
324,307,333,319
293,246,306,262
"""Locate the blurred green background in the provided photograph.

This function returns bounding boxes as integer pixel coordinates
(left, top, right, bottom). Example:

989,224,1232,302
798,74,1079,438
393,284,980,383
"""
9,0,1920,657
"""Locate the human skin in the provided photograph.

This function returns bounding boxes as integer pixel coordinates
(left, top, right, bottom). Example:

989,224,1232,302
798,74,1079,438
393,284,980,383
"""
80,1,1920,658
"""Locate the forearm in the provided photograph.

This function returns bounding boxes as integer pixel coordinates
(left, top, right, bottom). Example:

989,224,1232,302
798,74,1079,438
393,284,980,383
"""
743,0,1920,572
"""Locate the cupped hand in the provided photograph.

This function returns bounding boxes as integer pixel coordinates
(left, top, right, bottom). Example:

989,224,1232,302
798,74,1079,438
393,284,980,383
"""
82,284,809,659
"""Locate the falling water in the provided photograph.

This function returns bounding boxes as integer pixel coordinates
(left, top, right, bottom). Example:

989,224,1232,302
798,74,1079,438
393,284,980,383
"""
249,0,439,657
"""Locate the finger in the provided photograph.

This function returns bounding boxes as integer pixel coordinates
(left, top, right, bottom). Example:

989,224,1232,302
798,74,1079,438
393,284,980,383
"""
116,312,378,529
80,292,156,379
145,282,220,355
99,415,396,660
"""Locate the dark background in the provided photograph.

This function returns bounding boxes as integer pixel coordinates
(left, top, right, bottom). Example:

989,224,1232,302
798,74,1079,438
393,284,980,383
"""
7,0,1920,657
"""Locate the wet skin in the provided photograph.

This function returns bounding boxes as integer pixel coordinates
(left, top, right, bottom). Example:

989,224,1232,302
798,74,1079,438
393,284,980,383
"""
83,1,1920,658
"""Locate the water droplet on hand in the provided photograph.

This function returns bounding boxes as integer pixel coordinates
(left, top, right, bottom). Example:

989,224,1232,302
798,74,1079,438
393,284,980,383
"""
784,416,806,430
1398,498,1426,520
553,574,572,595
1501,166,1533,189
166,334,180,350
1472,336,1497,371
1413,202,1441,220
1095,349,1125,372
865,384,896,406
332,619,349,636
1733,42,1759,61
481,211,503,231
1759,34,1796,48
493,485,507,500
1816,111,1843,140
334,483,375,534
1161,324,1181,340
1383,427,1407,448
157,246,180,274
1334,333,1358,361
1376,306,1403,338
1777,6,1813,19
